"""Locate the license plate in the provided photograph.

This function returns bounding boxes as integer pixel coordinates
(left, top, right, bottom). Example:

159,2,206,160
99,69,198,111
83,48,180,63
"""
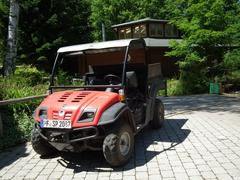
40,119,71,129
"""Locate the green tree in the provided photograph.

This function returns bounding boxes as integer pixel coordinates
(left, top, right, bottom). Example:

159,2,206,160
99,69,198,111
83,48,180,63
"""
223,11,240,75
222,20,240,85
18,0,92,70
165,0,240,94
137,0,166,18
0,0,8,66
90,0,166,41
91,0,137,41
4,0,19,76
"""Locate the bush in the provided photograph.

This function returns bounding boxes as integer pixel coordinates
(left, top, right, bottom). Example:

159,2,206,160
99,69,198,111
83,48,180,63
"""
0,66,48,150
159,75,209,97
0,107,35,149
178,69,209,95
15,65,47,85
221,49,240,92
168,79,185,96
159,79,186,96
0,65,48,99
223,49,240,71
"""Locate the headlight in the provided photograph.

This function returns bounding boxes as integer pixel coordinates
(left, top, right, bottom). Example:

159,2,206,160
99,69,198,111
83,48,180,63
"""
39,109,48,120
78,108,96,122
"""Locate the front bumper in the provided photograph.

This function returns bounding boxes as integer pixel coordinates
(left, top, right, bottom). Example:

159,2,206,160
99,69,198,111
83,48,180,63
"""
35,123,103,151
35,123,99,143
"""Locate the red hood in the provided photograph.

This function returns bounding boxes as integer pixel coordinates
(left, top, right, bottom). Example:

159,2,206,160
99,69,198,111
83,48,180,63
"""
36,91,120,127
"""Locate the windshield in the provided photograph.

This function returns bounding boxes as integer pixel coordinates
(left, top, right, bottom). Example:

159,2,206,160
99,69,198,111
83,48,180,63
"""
50,39,146,91
54,54,85,87
51,49,126,89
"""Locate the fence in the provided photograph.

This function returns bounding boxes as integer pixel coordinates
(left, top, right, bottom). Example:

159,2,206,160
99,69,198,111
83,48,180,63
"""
0,94,47,136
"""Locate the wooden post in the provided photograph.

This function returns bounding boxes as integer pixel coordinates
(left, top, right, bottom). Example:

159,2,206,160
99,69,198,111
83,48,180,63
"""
0,112,3,136
164,79,168,97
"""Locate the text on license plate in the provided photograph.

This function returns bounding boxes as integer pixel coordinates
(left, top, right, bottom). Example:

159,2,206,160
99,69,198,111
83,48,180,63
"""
40,119,71,129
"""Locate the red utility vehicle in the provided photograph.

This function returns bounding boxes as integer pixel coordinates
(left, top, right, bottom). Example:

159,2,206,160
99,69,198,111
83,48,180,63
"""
31,38,165,166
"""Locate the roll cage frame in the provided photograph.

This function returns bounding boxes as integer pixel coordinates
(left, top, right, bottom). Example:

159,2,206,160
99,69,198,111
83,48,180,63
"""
49,38,147,94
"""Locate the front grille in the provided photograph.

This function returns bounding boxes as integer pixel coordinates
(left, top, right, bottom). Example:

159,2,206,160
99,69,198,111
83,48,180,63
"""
64,112,72,120
52,111,72,120
53,111,58,119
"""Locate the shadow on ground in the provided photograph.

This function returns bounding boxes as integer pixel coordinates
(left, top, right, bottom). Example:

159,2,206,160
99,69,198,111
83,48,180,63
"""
162,94,240,115
0,108,30,170
0,143,29,170
55,118,190,172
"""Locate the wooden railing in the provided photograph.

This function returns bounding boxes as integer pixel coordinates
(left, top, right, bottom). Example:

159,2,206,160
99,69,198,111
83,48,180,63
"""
0,94,47,136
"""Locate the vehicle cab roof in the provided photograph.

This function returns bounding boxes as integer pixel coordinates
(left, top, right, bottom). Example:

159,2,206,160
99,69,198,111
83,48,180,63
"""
57,38,182,54
57,39,138,53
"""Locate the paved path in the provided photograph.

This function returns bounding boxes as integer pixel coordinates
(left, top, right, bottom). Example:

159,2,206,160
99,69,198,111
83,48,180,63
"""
0,94,240,180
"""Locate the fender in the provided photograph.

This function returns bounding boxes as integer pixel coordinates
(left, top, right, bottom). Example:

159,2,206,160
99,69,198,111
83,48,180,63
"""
98,102,136,132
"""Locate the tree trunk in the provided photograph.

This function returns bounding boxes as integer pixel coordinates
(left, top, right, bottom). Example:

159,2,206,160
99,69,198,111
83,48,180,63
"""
3,0,19,76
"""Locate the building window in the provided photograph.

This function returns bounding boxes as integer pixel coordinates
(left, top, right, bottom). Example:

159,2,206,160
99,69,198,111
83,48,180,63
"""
119,27,132,39
125,27,132,38
165,24,179,38
119,29,125,39
133,26,140,38
133,24,146,38
149,23,164,37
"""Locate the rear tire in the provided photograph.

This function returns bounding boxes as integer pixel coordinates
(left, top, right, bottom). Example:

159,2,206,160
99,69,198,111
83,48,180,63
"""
150,98,165,129
31,128,57,156
103,123,134,167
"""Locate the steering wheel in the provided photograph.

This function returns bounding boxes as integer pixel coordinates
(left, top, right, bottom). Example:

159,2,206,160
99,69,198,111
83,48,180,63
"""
104,74,121,85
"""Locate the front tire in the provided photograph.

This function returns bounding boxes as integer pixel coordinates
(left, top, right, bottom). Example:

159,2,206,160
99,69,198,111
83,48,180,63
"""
103,123,134,167
31,128,57,156
150,98,165,129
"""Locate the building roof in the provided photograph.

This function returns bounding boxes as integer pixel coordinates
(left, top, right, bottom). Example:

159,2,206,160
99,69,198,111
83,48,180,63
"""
111,18,169,28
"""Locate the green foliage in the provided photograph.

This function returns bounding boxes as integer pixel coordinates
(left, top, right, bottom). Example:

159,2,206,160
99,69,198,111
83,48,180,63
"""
90,0,167,40
222,48,240,88
56,68,72,86
0,107,35,150
159,79,184,96
15,65,47,85
222,70,240,83
0,0,8,64
17,0,92,69
14,109,35,140
165,0,240,94
223,49,240,70
159,76,208,96
90,0,136,40
178,68,209,94
229,70,240,86
0,66,48,100
0,66,48,150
